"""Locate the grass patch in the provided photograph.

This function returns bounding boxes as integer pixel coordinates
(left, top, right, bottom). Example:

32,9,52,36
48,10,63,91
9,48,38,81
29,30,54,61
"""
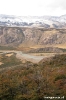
0,53,22,68
0,46,16,50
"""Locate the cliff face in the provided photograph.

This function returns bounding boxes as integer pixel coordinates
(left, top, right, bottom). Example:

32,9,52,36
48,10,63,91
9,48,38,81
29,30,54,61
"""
0,26,66,46
0,27,25,45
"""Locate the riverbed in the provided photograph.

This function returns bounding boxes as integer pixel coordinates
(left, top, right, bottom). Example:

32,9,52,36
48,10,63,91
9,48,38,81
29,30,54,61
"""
0,50,55,63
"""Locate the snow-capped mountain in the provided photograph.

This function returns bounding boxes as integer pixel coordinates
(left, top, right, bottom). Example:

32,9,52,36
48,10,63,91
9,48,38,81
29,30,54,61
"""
0,14,66,28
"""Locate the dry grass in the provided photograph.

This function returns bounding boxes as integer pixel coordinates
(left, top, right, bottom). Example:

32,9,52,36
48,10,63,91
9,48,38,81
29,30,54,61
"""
54,44,66,49
29,53,56,56
5,53,13,57
0,62,3,65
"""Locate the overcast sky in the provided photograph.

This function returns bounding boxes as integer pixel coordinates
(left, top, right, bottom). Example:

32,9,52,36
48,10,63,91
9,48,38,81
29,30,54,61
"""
0,0,66,16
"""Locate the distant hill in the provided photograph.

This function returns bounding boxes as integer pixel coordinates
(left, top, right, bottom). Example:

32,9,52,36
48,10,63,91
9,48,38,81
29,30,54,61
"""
0,14,66,28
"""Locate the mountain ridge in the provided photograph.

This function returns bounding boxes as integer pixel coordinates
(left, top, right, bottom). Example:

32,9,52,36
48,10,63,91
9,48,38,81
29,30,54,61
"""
0,14,66,28
0,26,66,48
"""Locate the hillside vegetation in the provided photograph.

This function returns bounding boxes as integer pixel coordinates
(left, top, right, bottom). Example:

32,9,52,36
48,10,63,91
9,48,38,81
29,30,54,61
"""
0,54,66,100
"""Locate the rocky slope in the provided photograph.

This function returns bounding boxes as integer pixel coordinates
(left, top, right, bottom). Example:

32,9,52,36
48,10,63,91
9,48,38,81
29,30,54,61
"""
0,26,66,47
27,47,65,53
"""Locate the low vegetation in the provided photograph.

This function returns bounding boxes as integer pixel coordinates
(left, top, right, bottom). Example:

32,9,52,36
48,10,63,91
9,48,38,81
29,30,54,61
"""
0,46,16,50
0,54,66,100
0,53,22,68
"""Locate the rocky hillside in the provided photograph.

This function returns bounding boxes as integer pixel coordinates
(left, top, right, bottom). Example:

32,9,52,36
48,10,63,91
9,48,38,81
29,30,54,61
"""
0,26,66,47
27,47,65,53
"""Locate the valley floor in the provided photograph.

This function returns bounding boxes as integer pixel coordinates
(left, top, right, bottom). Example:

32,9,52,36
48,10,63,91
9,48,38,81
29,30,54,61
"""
0,50,56,63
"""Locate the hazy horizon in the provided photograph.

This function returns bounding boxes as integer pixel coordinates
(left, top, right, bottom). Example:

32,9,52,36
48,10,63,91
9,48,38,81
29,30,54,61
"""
0,13,66,17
